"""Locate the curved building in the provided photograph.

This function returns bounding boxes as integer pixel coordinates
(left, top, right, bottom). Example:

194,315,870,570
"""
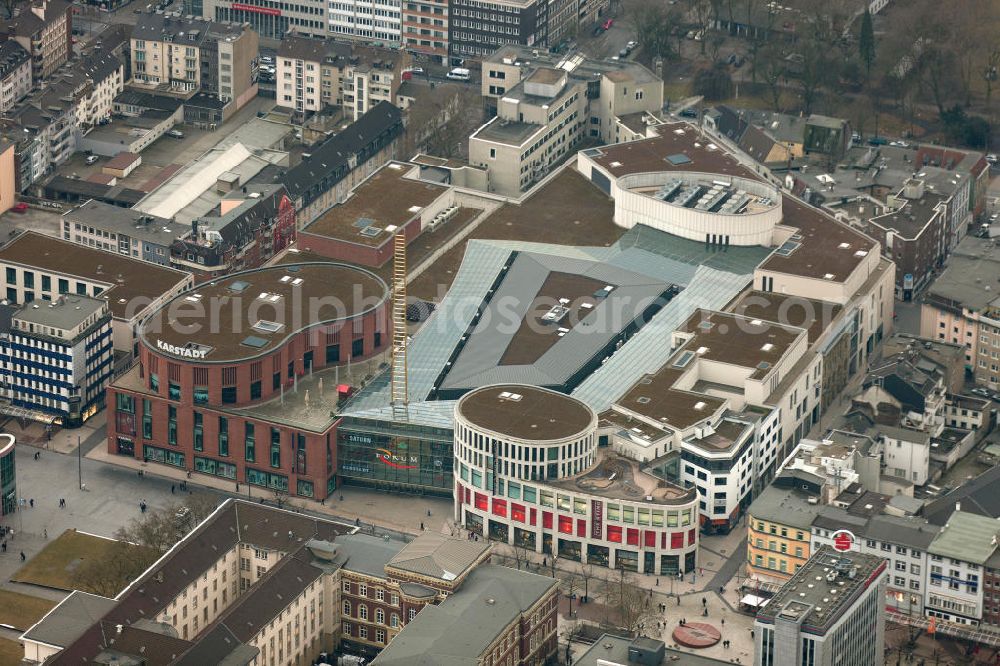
454,385,700,575
108,262,391,501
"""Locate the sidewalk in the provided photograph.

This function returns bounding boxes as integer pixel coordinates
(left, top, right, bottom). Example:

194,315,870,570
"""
86,445,454,538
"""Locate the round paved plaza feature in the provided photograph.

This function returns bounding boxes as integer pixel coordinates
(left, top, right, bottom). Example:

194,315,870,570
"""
672,622,721,648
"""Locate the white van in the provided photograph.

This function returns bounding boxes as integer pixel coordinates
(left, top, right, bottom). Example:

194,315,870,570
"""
446,67,471,81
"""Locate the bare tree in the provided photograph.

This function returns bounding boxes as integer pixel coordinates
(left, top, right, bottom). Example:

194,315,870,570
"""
403,85,483,159
562,574,582,618
72,541,159,598
508,542,532,571
602,566,657,635
579,563,597,603
758,41,786,111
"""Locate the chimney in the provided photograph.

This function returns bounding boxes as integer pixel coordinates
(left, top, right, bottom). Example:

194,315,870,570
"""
956,501,962,513
191,220,198,238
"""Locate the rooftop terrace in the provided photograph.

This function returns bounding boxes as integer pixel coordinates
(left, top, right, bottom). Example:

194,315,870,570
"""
549,448,694,505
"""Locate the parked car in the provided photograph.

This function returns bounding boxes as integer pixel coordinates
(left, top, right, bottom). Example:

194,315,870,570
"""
85,155,99,165
10,202,28,214
619,48,629,57
167,129,184,139
867,136,888,146
592,24,604,37
602,18,613,30
404,66,425,75
987,153,998,164
626,40,638,49
679,108,698,118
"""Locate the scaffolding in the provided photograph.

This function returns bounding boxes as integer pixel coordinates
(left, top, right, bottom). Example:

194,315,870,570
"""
390,229,408,419
887,610,1000,648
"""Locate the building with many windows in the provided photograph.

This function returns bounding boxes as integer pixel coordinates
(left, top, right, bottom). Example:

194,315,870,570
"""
1,0,72,82
0,296,112,425
130,13,259,112
0,41,31,114
62,199,189,266
920,235,1000,391
924,510,998,625
327,0,403,45
0,231,193,357
0,434,15,517
471,50,664,196
448,0,546,60
401,0,448,63
454,385,701,575
106,262,390,501
747,485,823,581
755,545,886,666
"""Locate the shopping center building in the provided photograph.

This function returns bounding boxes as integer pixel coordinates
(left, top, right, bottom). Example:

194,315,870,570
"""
454,384,700,574
106,262,390,501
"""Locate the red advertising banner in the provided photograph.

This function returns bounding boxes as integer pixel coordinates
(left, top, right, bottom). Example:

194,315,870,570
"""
232,2,281,15
591,499,603,539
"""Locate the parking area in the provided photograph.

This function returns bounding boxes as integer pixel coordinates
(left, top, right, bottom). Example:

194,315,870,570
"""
53,96,277,195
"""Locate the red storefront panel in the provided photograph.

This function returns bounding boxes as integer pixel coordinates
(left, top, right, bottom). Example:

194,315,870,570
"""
661,532,668,549
644,530,657,548
558,515,574,535
542,511,553,529
512,503,526,523
492,498,507,517
670,532,684,549
577,519,586,537
688,528,696,546
607,525,623,543
626,528,640,546
530,508,537,526
474,493,488,511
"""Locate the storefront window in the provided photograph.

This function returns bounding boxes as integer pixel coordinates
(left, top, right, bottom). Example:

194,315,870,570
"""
523,486,536,504
540,490,554,508
471,470,482,488
623,506,635,524
144,444,184,468
681,509,692,526
507,481,520,499
573,498,588,515
194,456,236,479
460,464,469,481
667,511,678,527
336,426,454,492
297,480,314,497
652,510,664,527
607,504,621,522
638,508,650,525
557,494,571,511
193,387,208,405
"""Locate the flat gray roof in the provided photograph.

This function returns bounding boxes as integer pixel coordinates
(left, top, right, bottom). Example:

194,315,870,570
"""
21,590,116,648
757,545,885,635
64,199,188,245
371,564,557,665
472,117,543,146
14,295,106,330
928,510,1000,564
749,486,823,530
926,237,1000,311
575,634,730,666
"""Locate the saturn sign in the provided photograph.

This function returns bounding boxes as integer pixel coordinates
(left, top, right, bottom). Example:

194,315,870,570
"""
831,529,856,552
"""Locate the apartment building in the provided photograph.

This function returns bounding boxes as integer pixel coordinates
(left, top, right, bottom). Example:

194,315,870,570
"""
1,0,71,81
131,13,258,111
747,486,822,580
282,100,403,225
2,44,124,175
327,0,402,45
866,178,949,300
920,236,1000,390
0,295,112,424
0,41,30,114
276,37,403,121
170,184,297,281
755,546,886,666
401,0,447,62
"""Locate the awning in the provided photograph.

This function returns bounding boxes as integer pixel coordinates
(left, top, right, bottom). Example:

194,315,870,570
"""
740,594,767,608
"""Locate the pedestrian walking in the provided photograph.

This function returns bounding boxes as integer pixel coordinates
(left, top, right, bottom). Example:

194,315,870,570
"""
676,596,680,606
420,522,424,530
701,596,706,607
171,485,175,494
2,541,6,552
656,577,659,586
702,608,708,617
28,498,33,508
43,529,47,539
721,618,725,626
19,551,25,562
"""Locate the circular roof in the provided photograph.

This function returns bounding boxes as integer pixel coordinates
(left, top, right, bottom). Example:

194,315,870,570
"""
457,385,595,442
139,262,388,363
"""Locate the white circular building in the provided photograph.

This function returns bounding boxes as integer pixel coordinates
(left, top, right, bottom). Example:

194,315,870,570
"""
454,385,700,575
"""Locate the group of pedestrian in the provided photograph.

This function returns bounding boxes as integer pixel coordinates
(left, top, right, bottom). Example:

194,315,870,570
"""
722,639,731,649
58,498,66,508
139,499,148,513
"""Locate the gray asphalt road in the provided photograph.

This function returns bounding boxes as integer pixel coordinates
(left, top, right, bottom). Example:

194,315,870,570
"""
707,539,747,592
